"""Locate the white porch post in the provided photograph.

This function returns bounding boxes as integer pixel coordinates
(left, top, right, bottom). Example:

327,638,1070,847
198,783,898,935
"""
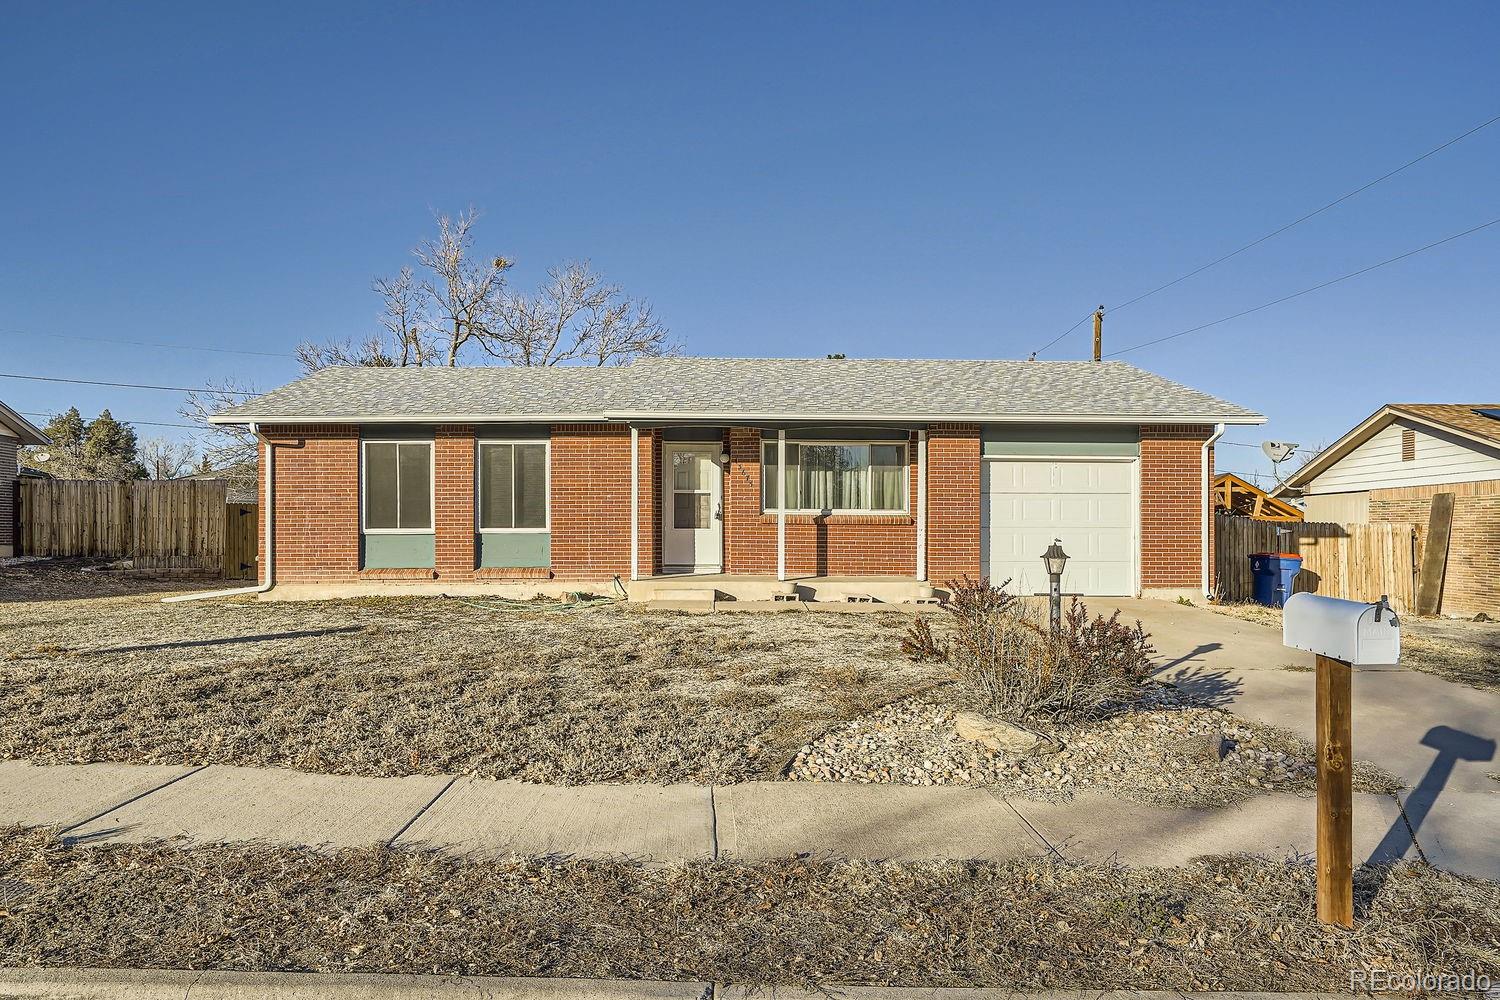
777,429,787,582
916,429,927,581
630,425,640,581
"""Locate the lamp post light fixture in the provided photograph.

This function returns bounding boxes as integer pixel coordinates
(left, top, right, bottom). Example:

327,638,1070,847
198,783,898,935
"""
1042,539,1069,634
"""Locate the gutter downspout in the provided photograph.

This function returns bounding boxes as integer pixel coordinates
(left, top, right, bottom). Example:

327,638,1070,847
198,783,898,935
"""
163,424,275,602
1201,421,1226,600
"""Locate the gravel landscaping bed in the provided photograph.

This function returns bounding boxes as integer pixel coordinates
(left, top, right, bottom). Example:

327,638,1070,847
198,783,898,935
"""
787,691,1402,807
1,829,1494,991
1209,600,1500,693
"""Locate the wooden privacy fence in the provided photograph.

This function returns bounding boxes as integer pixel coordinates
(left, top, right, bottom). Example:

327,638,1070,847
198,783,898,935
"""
17,479,257,576
1215,513,1417,610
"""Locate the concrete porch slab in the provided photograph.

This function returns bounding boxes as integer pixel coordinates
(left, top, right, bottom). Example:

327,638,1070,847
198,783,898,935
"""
714,782,1043,860
394,778,715,860
630,574,935,605
63,766,451,850
0,760,199,831
1008,790,1411,867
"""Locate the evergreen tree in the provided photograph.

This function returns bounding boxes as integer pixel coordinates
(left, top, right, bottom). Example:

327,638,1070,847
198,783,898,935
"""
20,407,88,477
83,410,147,479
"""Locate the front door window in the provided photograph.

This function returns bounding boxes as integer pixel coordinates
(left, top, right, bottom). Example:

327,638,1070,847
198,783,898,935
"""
663,446,722,571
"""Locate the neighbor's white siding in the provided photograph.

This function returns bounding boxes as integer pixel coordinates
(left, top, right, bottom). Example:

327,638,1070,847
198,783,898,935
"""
1304,419,1500,495
1302,490,1370,524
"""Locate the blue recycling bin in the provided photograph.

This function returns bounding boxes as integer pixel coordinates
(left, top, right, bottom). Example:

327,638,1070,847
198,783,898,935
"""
1249,551,1302,607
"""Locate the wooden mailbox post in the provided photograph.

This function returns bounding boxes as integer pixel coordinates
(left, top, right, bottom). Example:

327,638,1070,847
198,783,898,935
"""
1282,593,1401,927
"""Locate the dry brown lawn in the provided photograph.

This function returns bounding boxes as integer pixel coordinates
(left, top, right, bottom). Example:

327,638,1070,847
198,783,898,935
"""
1,829,1495,990
1,564,941,784
1209,601,1500,693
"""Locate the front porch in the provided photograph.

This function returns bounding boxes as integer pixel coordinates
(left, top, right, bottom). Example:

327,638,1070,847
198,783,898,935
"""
628,573,940,605
628,424,935,585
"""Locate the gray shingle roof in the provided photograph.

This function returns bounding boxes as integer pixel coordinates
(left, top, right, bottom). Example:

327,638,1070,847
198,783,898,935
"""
210,358,1263,424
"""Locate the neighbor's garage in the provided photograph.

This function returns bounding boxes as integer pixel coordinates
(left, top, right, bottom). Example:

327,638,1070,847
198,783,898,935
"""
978,426,1140,597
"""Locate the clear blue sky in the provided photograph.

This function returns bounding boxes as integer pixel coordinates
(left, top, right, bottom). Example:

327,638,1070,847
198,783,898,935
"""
3,2,1497,484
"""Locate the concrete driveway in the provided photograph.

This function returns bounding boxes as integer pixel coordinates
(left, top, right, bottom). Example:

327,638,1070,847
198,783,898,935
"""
1096,598,1500,879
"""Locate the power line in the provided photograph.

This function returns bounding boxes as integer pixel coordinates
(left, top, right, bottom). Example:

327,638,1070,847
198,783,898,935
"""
1034,110,1500,356
6,330,287,359
19,409,207,431
1105,215,1500,359
0,371,257,394
1029,310,1097,360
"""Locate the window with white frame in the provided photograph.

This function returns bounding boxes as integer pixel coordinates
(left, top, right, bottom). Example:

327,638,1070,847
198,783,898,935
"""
761,441,907,513
479,441,549,530
363,440,433,531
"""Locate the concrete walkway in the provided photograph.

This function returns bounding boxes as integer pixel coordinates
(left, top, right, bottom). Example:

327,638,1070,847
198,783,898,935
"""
0,759,1414,871
0,967,1354,1000
1093,598,1500,880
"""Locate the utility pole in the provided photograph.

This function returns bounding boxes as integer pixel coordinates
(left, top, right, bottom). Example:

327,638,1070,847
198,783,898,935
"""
1092,306,1105,362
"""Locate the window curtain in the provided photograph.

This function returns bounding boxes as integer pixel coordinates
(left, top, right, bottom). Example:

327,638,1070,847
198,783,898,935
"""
762,440,904,512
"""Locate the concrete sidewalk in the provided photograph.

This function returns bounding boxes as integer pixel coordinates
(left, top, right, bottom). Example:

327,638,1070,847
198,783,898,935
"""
0,759,1418,872
1093,598,1500,880
0,967,1355,999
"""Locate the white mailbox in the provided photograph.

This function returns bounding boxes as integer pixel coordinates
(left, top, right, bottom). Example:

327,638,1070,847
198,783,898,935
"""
1282,592,1400,666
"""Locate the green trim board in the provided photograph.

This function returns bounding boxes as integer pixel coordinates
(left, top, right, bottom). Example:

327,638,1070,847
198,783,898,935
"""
981,423,1139,458
479,531,551,568
362,533,435,568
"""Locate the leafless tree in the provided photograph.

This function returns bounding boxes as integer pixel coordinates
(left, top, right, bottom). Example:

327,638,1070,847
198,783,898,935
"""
139,437,199,480
295,267,433,374
373,265,434,366
413,207,512,366
178,377,260,480
294,335,398,375
293,209,670,372
487,260,675,366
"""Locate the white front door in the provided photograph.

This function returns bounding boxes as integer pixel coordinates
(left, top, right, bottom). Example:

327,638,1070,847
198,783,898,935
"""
980,458,1137,596
662,444,723,572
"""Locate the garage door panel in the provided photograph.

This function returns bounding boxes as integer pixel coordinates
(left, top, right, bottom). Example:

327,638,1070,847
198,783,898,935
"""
981,458,1136,597
1095,496,1133,522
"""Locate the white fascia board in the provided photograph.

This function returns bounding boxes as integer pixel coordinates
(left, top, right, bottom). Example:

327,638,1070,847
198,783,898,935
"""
207,412,612,425
603,410,1267,425
212,410,1267,427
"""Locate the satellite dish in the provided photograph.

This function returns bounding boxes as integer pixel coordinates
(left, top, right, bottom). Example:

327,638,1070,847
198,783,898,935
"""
32,451,50,464
1261,441,1298,464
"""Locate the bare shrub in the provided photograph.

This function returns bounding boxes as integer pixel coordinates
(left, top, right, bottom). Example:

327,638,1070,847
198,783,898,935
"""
907,578,1155,725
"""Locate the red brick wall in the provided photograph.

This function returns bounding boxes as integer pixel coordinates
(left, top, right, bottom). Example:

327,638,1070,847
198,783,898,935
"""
633,429,662,577
1369,482,1500,616
1139,424,1213,589
721,428,920,576
257,419,1215,593
434,425,476,576
550,423,632,578
926,424,983,584
260,424,361,584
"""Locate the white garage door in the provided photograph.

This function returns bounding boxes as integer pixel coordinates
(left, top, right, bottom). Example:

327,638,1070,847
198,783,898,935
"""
980,458,1136,597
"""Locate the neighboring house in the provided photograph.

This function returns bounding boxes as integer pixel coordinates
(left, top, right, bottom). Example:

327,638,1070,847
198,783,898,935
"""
175,463,259,503
209,358,1264,601
0,398,51,558
1275,403,1500,616
1213,472,1303,521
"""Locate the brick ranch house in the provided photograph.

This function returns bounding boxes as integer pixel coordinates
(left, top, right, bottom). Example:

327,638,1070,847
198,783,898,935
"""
1274,403,1500,617
0,398,50,559
210,358,1264,602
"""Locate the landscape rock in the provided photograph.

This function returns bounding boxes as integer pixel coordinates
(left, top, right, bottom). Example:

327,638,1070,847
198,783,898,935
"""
953,712,1043,754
